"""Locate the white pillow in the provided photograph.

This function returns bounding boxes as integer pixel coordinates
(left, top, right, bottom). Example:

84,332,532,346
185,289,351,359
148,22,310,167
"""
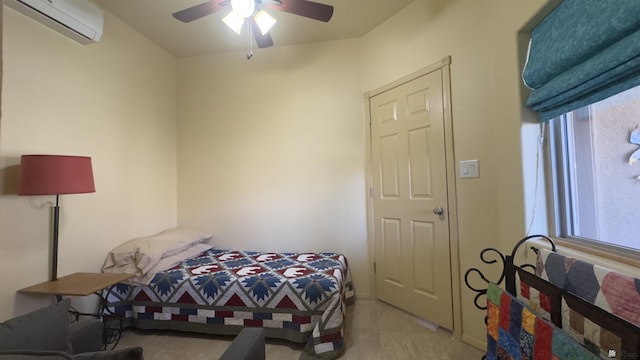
126,242,214,285
102,228,213,276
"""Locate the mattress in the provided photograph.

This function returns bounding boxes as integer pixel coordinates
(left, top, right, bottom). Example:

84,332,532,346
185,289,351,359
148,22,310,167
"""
103,248,355,359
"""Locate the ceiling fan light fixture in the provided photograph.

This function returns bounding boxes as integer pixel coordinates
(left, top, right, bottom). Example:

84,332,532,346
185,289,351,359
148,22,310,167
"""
254,10,277,35
230,0,255,18
223,11,245,34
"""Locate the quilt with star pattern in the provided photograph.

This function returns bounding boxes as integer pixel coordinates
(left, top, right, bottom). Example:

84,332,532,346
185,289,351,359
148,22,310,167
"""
102,248,355,360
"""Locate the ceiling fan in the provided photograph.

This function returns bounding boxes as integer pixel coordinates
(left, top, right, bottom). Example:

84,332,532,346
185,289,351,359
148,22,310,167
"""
172,0,334,56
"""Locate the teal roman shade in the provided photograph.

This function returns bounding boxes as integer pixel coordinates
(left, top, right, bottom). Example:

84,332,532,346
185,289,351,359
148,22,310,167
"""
523,0,640,121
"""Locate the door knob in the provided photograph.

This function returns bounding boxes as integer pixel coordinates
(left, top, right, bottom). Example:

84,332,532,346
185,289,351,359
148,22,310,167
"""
433,207,445,215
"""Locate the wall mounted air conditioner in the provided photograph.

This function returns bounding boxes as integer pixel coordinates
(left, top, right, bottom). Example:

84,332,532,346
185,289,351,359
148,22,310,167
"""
4,0,104,44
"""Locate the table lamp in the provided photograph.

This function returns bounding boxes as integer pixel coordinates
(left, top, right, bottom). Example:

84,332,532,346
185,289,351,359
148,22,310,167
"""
18,155,95,281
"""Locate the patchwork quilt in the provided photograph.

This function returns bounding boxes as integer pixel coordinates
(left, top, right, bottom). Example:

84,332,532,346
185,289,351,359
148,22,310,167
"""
560,296,623,359
103,249,355,360
535,249,640,358
516,268,557,323
536,248,640,328
486,282,598,360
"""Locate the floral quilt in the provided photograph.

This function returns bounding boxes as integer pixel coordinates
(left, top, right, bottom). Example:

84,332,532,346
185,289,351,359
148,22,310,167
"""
103,248,355,360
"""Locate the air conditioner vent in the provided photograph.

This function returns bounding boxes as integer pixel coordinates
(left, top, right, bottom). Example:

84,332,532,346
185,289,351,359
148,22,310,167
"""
5,0,104,44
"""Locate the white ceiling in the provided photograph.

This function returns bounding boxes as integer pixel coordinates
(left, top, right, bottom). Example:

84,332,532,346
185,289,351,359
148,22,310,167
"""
95,0,415,58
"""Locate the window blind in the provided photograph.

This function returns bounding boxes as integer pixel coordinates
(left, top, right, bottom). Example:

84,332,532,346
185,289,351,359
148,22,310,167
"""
523,0,640,121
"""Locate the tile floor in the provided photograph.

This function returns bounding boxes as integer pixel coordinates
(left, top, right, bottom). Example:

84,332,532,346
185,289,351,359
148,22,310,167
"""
114,299,485,359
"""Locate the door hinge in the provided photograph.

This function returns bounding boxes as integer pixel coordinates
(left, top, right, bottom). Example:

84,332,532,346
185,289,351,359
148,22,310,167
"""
370,186,374,198
373,262,376,274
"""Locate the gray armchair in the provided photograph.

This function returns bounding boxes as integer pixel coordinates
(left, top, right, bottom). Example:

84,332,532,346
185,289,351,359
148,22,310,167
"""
219,328,265,360
0,299,265,360
0,299,141,360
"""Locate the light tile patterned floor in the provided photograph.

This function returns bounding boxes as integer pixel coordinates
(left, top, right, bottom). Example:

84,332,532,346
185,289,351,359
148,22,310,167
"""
115,299,485,359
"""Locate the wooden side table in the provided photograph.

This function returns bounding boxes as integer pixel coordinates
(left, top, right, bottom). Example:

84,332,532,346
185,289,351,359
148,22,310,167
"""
19,272,133,296
19,272,134,349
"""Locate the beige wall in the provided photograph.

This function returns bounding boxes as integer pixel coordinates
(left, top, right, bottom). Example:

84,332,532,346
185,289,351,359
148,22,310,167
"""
176,39,370,295
0,8,178,318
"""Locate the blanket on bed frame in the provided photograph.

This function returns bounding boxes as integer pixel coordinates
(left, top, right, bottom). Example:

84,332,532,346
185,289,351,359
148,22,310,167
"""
465,235,640,360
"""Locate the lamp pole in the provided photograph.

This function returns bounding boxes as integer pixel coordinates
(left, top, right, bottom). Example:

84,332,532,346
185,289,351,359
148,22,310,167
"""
52,194,60,281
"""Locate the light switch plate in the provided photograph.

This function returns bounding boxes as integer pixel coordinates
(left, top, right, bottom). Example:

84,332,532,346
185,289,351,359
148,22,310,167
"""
460,160,479,179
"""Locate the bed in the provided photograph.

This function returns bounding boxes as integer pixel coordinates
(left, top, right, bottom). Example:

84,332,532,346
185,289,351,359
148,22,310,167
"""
464,235,640,360
100,228,355,360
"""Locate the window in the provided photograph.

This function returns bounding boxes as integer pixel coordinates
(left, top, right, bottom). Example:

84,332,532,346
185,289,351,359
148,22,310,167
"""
548,85,640,255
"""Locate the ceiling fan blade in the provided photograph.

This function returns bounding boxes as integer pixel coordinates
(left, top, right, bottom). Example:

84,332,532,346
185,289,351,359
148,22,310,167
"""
172,1,227,23
266,0,334,22
251,19,274,48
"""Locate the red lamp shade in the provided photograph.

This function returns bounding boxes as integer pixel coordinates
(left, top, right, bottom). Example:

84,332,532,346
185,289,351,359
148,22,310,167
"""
18,155,95,196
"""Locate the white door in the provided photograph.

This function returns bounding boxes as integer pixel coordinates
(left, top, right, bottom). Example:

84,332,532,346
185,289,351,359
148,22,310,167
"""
370,68,453,328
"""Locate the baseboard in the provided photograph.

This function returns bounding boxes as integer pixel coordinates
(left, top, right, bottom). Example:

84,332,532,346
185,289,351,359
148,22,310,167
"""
461,333,487,352
353,291,372,299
